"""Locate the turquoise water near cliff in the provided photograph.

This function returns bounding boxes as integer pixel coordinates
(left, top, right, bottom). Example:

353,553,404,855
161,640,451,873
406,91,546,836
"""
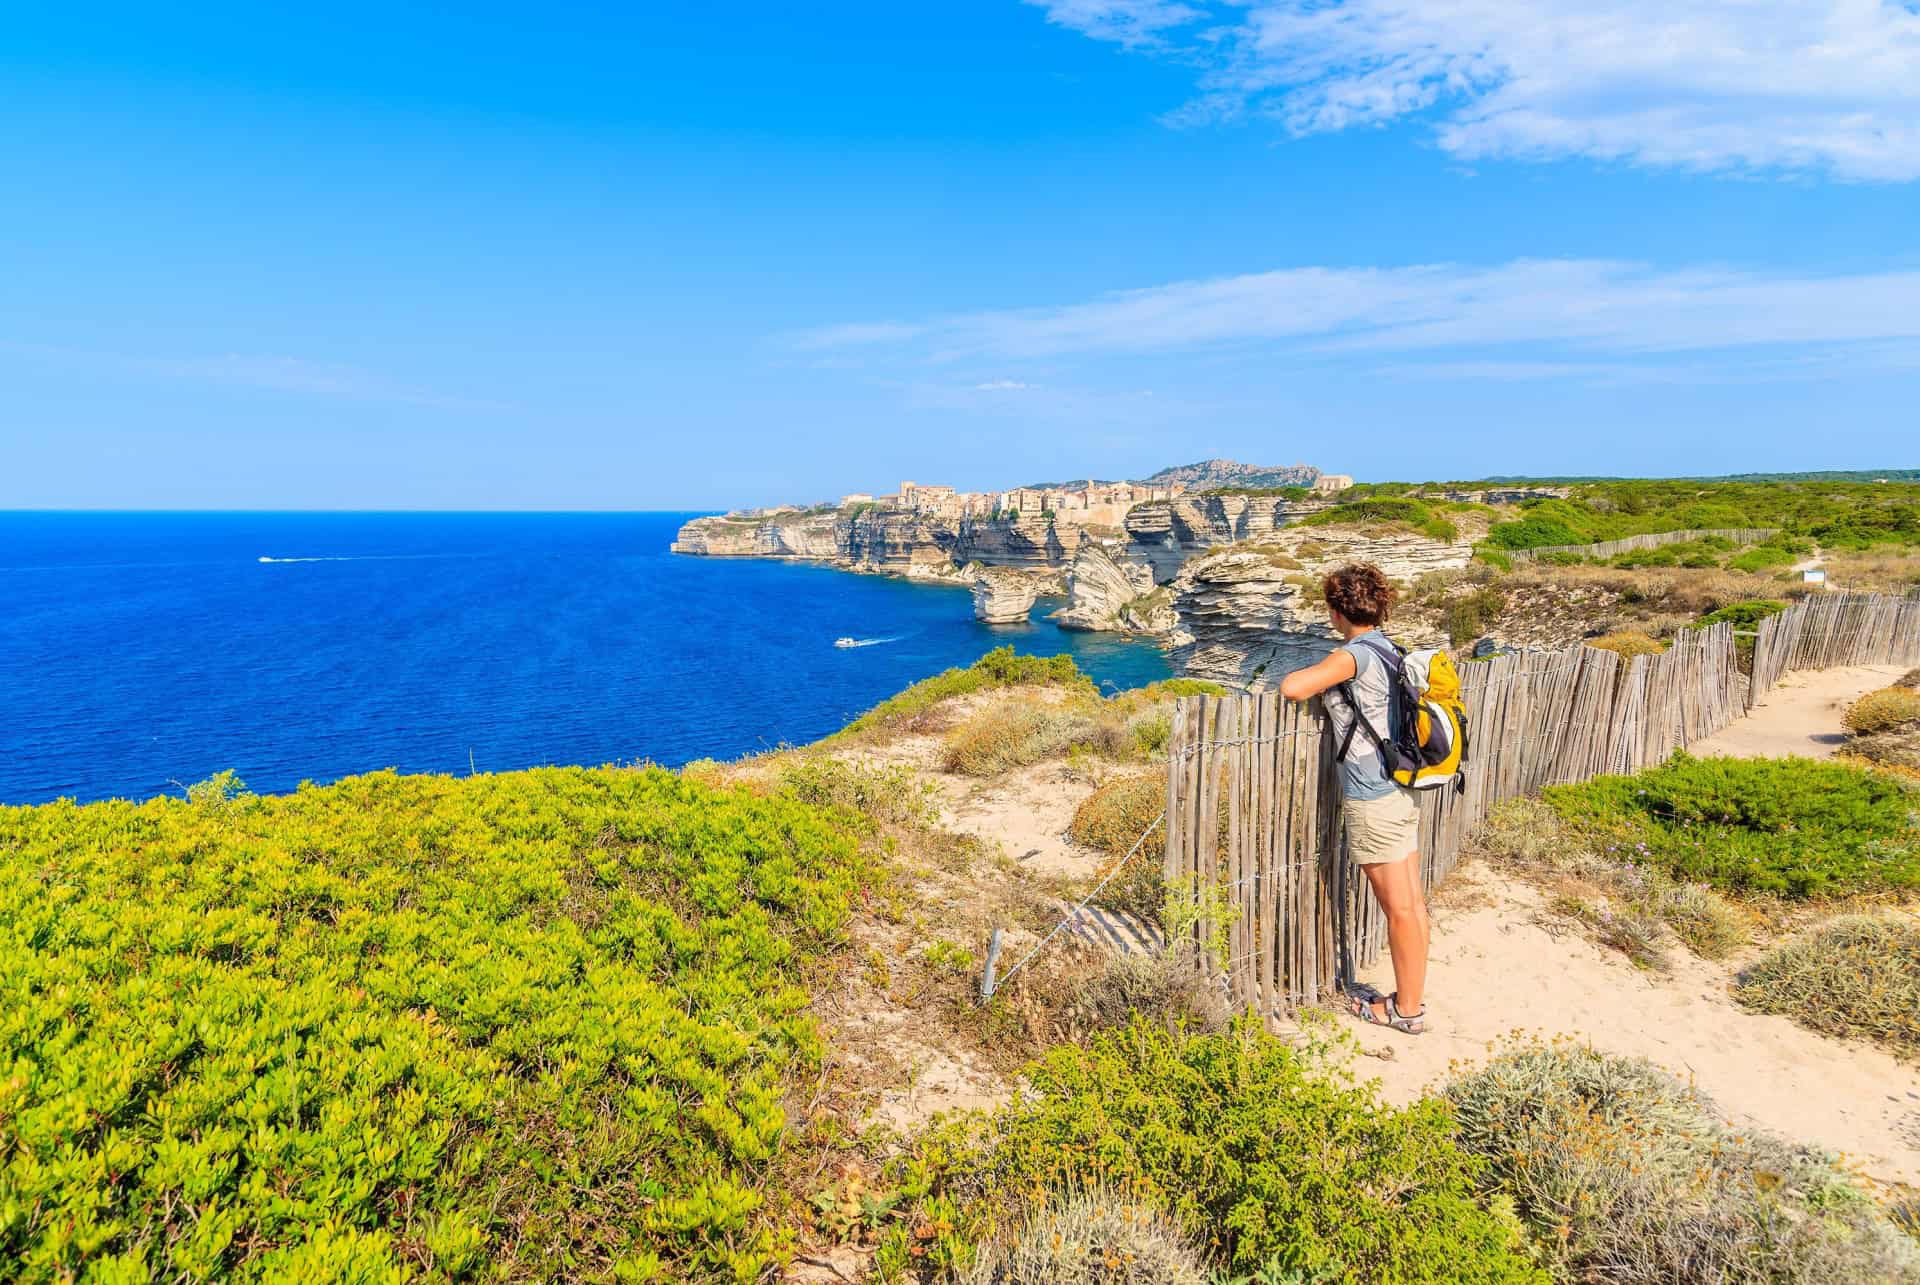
0,511,1172,804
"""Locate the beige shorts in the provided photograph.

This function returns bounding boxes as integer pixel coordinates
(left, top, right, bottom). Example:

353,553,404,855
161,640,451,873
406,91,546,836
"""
1346,788,1421,865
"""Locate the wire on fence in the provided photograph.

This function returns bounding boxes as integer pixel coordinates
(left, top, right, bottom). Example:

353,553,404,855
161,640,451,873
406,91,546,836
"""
984,810,1166,999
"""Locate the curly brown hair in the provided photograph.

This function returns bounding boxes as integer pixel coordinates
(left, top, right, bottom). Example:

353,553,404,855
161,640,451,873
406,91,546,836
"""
1321,563,1394,626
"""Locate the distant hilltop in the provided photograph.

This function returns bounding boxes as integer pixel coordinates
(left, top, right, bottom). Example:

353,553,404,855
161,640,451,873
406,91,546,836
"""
1142,459,1325,491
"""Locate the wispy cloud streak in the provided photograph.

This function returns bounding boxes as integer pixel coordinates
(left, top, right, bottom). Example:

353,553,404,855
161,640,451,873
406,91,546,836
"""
1028,0,1920,181
789,258,1920,374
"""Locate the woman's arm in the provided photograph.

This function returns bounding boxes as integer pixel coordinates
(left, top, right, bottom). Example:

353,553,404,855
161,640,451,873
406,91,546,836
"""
1278,648,1357,702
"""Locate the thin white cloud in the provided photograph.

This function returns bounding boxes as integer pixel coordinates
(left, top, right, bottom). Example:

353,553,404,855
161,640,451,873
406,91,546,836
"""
973,379,1036,390
2,341,495,410
1028,0,1920,181
1028,0,1209,48
790,258,1920,372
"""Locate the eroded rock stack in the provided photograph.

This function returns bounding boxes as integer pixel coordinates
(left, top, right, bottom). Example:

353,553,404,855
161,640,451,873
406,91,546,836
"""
1054,546,1176,635
971,570,1040,624
1167,530,1469,689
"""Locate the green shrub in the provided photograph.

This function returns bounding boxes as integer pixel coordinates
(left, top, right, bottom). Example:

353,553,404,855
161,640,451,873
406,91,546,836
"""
0,766,875,1281
1736,914,1920,1057
1695,599,1788,630
1693,600,1788,669
1070,774,1167,927
1485,516,1583,550
1444,588,1506,645
960,1188,1210,1285
1445,1040,1920,1283
836,646,1096,738
1845,686,1920,734
1298,498,1458,543
1583,631,1666,659
1727,544,1797,573
1473,547,1514,573
903,1019,1544,1283
1540,753,1920,897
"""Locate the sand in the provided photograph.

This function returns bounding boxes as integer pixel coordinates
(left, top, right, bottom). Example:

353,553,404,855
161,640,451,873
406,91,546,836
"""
834,667,1920,1189
1342,865,1920,1185
1689,662,1908,759
1338,665,1920,1185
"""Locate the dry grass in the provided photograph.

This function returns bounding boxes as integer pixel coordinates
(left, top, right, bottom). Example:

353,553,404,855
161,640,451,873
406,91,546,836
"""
1820,547,1920,594
1735,914,1920,1058
1846,686,1920,735
1446,1039,1920,1283
959,1188,1210,1285
1475,799,1750,965
944,703,1093,776
1584,630,1667,659
1069,772,1168,927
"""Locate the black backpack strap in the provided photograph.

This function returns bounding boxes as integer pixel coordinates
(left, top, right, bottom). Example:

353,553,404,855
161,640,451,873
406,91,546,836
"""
1331,679,1391,764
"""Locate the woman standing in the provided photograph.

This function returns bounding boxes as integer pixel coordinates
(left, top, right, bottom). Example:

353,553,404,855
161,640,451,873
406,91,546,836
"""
1278,563,1428,1035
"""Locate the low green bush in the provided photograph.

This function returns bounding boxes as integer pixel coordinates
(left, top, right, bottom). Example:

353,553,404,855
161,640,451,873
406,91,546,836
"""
893,1019,1545,1283
0,766,876,1281
1736,914,1920,1057
1540,753,1920,897
1695,599,1788,630
1298,498,1458,543
1473,547,1514,573
1693,600,1788,669
1446,1040,1920,1283
1444,588,1506,645
836,646,1096,738
1727,544,1797,573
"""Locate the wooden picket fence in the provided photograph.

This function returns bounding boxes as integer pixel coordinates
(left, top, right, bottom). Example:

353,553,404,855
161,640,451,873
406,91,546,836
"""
1748,592,1920,702
1163,592,1918,1015
1504,527,1779,564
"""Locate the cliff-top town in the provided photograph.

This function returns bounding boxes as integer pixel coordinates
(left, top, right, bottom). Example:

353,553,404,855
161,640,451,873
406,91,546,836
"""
754,468,1356,528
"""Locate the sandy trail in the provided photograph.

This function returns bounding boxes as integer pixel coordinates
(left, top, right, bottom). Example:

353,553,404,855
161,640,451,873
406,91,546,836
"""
1689,663,1908,759
1343,866,1920,1185
1342,665,1920,1185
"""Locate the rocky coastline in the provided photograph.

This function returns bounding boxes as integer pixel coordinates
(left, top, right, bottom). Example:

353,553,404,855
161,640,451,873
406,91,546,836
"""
672,479,1489,687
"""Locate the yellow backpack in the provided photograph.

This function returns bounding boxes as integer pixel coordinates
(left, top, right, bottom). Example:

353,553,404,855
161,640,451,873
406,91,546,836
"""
1334,636,1470,792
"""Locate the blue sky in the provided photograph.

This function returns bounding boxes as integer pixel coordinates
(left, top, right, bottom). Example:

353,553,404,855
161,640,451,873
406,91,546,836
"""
5,1,1918,509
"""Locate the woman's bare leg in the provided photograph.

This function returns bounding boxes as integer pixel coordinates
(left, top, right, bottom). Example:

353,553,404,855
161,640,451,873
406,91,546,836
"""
1360,852,1430,1017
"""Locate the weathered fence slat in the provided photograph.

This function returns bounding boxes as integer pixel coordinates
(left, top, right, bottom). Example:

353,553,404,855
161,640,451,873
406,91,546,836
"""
1161,590,1920,1018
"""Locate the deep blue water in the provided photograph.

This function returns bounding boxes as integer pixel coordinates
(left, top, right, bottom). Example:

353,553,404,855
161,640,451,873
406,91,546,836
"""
0,512,1170,805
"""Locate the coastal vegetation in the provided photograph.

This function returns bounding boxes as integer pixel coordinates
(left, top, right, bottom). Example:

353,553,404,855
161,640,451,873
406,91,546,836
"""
884,1019,1546,1283
1736,915,1920,1059
1446,1040,1920,1282
1540,753,1920,898
833,647,1093,739
1299,495,1460,542
1478,480,1920,553
0,766,881,1281
11,631,1920,1282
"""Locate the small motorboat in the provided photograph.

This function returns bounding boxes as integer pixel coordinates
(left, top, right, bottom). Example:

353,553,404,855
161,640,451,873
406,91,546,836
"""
833,636,860,648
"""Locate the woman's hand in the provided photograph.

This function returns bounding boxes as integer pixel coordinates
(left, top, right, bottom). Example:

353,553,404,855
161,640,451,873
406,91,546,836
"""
1278,648,1357,702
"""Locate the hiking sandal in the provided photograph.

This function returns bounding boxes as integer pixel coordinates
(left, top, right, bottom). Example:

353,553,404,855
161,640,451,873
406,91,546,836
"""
1347,985,1425,1035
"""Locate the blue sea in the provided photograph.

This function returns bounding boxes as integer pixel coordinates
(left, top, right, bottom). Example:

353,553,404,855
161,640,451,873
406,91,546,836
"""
0,512,1171,805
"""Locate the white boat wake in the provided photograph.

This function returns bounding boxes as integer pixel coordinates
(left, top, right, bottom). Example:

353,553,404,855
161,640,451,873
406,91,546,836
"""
833,635,903,649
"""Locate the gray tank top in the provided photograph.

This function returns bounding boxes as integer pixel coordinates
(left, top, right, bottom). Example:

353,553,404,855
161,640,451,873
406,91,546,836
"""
1326,632,1398,801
